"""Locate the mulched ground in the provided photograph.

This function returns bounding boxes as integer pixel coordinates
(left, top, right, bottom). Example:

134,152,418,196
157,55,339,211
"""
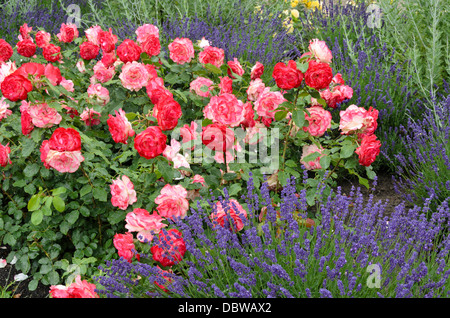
0,171,409,298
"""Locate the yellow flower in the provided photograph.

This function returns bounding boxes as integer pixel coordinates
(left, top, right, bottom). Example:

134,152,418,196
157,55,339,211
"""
291,9,300,19
291,0,300,8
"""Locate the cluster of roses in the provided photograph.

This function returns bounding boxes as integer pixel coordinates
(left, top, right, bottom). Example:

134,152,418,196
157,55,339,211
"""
266,38,381,169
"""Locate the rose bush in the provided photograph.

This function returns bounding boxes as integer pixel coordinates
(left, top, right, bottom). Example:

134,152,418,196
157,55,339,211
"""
0,21,380,293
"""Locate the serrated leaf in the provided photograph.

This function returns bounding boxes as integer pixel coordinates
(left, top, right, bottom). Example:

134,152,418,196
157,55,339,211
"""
319,156,331,170
340,143,356,159
275,110,288,121
93,187,108,202
80,184,92,198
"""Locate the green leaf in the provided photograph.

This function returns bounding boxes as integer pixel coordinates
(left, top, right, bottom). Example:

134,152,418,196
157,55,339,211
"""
23,163,40,178
157,159,174,182
93,187,108,202
66,210,79,224
319,156,331,170
80,184,92,198
296,61,309,73
275,110,288,121
340,143,356,159
28,194,41,212
292,109,305,128
52,196,65,212
301,151,321,162
31,210,43,225
52,187,67,196
204,63,222,74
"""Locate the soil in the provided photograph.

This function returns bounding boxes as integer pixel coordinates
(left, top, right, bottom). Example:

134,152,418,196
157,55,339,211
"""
0,171,409,298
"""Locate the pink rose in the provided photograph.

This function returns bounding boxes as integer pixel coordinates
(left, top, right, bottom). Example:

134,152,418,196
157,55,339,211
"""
190,76,214,97
85,25,103,46
45,150,85,173
203,93,246,127
254,87,286,119
0,142,11,167
168,38,195,64
57,23,78,43
198,46,225,68
27,103,62,128
76,60,86,73
110,175,137,210
240,101,256,128
339,104,378,136
210,199,247,232
107,109,135,144
250,61,264,80
180,121,199,147
60,78,74,92
80,108,101,126
18,23,32,41
163,139,182,161
93,60,115,83
125,208,167,242
219,76,233,94
119,61,150,91
308,39,332,64
135,24,160,44
35,30,51,48
0,96,12,121
155,184,189,220
246,78,266,101
50,275,99,298
300,144,325,170
0,61,17,85
227,58,244,79
303,105,332,137
320,84,353,109
332,73,345,85
113,232,137,263
87,83,110,106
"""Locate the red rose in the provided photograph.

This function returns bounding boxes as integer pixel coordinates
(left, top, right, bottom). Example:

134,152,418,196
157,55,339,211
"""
272,60,303,90
219,76,233,94
355,134,381,167
151,229,186,267
57,23,79,43
117,39,142,64
227,58,244,79
44,63,62,86
97,29,117,53
146,78,173,105
1,74,32,101
154,97,182,131
14,62,45,81
43,44,62,62
17,39,36,58
250,61,264,80
140,34,161,57
79,41,100,60
0,143,12,167
202,123,235,153
134,126,167,159
0,39,13,62
35,30,51,48
20,104,34,136
198,46,225,68
304,60,333,90
48,127,82,152
101,52,117,68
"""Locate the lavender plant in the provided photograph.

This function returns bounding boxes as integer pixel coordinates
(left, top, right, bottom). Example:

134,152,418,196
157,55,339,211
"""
95,175,450,298
392,84,450,213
